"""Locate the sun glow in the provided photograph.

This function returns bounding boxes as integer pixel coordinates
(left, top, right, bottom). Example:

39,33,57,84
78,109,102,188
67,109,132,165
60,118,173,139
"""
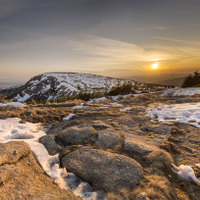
151,63,158,69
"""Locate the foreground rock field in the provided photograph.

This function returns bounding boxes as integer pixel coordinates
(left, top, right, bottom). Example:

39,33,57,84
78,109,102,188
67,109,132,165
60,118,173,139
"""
1,91,200,199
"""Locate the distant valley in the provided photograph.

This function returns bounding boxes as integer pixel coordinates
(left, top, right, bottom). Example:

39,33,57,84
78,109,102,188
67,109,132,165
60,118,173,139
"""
153,76,186,86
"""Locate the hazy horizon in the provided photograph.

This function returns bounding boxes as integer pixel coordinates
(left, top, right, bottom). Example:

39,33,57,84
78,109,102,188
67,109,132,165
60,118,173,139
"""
1,0,200,88
0,71,187,89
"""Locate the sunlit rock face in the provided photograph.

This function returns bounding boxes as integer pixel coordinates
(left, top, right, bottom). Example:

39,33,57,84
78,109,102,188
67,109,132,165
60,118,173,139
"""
61,146,144,192
0,141,79,200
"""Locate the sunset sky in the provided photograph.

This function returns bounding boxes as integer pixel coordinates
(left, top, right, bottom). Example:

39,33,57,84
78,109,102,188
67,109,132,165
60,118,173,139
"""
1,0,200,87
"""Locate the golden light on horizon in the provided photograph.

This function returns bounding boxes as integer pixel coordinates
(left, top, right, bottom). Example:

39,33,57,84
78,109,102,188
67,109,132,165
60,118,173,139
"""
151,63,158,69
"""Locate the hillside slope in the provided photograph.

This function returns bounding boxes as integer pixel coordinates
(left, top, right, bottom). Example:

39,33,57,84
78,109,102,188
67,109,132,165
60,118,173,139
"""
0,72,137,102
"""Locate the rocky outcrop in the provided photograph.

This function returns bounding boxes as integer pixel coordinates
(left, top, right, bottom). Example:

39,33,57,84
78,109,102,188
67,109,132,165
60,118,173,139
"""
124,134,160,156
95,129,120,149
38,135,62,155
91,120,111,130
0,141,80,200
56,126,97,146
61,146,143,192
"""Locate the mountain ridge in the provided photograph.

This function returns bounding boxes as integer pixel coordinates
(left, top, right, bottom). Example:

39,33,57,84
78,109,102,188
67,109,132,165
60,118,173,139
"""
0,72,174,102
0,72,137,102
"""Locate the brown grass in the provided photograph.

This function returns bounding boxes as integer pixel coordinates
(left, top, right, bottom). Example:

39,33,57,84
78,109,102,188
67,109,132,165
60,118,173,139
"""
106,189,131,200
144,149,174,177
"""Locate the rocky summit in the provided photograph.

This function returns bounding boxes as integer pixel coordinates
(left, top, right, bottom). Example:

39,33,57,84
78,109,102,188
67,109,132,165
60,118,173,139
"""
0,72,170,102
1,89,200,199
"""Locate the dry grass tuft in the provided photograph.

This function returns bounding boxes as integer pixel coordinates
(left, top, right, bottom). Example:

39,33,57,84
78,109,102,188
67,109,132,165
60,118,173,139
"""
132,175,175,200
171,126,184,135
106,189,131,200
145,149,174,174
160,140,181,154
7,111,21,118
174,188,190,200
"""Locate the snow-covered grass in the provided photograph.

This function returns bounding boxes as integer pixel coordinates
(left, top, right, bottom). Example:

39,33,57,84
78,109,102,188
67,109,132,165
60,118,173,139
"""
72,103,89,110
146,103,200,128
119,107,133,112
109,92,143,101
0,118,104,200
63,114,76,121
162,87,200,96
88,97,107,103
0,102,26,107
88,92,144,103
110,103,124,107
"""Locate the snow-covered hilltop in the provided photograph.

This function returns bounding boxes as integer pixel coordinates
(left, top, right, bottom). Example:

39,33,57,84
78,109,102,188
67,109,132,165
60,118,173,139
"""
0,72,138,102
0,72,174,102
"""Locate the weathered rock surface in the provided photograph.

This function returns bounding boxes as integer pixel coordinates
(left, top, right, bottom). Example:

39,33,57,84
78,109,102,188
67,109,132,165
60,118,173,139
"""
95,129,120,149
38,135,62,155
124,134,160,156
0,141,80,200
0,141,30,165
46,120,79,135
56,126,97,146
141,125,171,135
61,146,143,192
91,120,111,130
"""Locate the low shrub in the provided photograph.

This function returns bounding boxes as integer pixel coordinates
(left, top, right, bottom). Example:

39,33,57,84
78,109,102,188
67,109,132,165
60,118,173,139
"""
107,82,136,96
182,71,200,88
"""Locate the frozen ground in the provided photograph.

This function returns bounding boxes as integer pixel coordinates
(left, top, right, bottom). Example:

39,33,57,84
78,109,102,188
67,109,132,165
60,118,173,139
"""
0,118,105,200
63,113,76,121
88,92,143,103
0,102,26,107
2,86,200,198
162,87,200,96
146,103,200,128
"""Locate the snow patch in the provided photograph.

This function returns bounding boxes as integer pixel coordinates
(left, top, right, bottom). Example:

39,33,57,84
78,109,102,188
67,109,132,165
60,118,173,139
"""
119,107,133,112
171,163,200,186
162,87,200,97
72,103,89,110
146,103,200,128
0,102,26,107
88,97,107,103
63,114,76,121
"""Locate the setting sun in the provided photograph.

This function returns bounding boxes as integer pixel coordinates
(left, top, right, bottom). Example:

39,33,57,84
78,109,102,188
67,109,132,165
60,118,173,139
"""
151,63,158,69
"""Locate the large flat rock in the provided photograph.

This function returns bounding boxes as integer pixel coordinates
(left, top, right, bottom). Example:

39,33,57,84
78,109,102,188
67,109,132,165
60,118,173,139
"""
61,146,143,192
124,134,160,156
56,126,97,146
0,141,80,200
